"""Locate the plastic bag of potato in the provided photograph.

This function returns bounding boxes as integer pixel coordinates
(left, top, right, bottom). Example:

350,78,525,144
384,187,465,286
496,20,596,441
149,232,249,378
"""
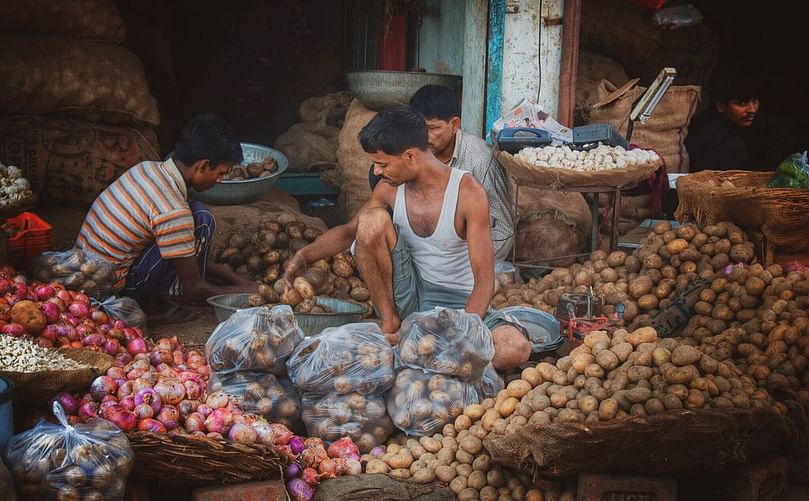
474,363,505,399
205,305,303,375
301,392,394,452
0,457,15,501
31,246,117,299
4,402,133,501
208,371,303,433
397,307,494,381
286,322,395,395
385,367,479,436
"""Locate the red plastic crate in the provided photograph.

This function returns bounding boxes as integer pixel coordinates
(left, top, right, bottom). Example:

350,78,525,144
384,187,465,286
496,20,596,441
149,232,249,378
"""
4,212,52,268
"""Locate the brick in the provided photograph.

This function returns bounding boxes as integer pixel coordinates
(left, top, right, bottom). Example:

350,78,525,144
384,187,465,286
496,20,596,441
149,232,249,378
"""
726,455,788,501
790,453,809,484
191,480,287,501
577,472,677,501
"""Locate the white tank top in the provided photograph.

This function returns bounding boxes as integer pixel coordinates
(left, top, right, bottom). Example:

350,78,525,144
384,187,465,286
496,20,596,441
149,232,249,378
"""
392,168,474,292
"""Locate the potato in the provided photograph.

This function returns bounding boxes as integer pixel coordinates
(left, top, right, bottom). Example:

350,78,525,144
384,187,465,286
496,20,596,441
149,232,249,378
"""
10,300,46,334
626,327,657,346
520,367,542,387
666,238,689,255
473,454,492,472
450,476,469,494
366,459,390,473
598,398,619,420
460,435,483,455
628,276,654,299
507,380,532,399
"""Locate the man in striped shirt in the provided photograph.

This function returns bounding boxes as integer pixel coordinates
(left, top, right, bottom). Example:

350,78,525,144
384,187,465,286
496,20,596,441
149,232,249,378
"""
77,113,256,305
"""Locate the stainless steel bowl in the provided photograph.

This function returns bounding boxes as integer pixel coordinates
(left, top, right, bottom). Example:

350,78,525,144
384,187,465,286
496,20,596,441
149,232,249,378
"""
206,294,368,337
345,71,462,110
188,143,289,205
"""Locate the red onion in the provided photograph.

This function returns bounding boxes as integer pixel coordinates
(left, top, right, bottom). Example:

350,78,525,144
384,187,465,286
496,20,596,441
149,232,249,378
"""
150,349,173,366
172,350,185,366
104,338,121,356
91,310,109,324
134,403,154,419
184,412,206,433
154,380,185,406
253,421,275,446
123,327,140,342
204,408,234,434
327,437,360,460
126,337,148,355
227,422,257,444
127,368,145,381
55,288,72,303
60,312,80,327
177,399,199,416
289,436,305,456
134,388,162,414
182,379,204,401
287,478,315,501
206,432,224,440
196,365,211,377
40,301,60,323
114,352,133,367
35,285,55,301
79,401,99,420
130,359,151,370
36,337,54,348
270,423,294,446
196,404,212,417
191,431,206,438
119,395,135,411
82,333,105,348
90,376,118,400
107,367,126,380
40,324,60,341
138,418,167,434
50,393,78,416
205,391,229,410
103,405,137,432
318,458,337,478
75,324,95,338
156,405,180,430
1,323,24,336
116,380,135,399
301,468,319,487
68,302,89,318
369,446,386,457
113,319,127,329
284,462,302,479
107,327,124,340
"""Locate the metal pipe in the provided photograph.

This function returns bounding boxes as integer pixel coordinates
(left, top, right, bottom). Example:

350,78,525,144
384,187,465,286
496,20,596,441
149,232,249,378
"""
558,0,581,128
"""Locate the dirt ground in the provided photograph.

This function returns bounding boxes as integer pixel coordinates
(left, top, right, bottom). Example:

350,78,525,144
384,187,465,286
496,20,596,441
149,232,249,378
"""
34,188,334,346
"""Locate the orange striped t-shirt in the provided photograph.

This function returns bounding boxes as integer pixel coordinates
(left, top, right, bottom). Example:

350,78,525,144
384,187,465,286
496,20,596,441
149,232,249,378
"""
77,159,197,289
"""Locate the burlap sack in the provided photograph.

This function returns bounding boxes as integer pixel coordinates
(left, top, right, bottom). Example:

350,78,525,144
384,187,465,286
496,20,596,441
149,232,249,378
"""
0,115,160,205
588,79,701,173
0,0,125,43
580,0,663,69
576,50,629,123
675,170,809,254
336,100,377,221
484,407,801,477
274,122,340,171
515,210,586,266
299,91,352,126
0,34,160,126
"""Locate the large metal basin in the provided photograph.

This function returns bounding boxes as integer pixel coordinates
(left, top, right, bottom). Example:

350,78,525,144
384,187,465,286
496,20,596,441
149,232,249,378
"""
346,71,462,110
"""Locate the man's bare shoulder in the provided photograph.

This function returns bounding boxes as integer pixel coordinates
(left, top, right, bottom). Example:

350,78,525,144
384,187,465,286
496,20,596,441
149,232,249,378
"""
458,173,489,209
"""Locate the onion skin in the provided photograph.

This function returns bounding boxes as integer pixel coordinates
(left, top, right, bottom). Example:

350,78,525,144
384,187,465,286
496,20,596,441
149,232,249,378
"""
287,478,314,501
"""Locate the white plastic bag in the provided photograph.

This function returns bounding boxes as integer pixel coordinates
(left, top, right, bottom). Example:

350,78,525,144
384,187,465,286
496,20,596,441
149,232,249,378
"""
205,305,304,375
475,363,505,400
31,247,117,298
208,372,303,433
301,392,393,452
4,402,133,501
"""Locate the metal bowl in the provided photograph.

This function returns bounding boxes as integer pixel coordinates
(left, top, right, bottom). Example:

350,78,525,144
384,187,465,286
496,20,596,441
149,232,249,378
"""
498,306,563,353
188,143,289,205
345,71,462,110
206,294,368,337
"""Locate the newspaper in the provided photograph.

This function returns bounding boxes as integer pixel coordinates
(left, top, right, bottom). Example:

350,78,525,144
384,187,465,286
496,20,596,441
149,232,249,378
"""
491,98,573,144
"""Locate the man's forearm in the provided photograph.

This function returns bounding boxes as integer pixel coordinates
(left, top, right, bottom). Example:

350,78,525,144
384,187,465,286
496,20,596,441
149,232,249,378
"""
465,284,494,318
297,225,355,264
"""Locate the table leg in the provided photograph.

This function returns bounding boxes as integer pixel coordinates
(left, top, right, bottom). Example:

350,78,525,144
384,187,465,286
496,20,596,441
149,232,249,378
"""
611,189,621,251
589,193,599,252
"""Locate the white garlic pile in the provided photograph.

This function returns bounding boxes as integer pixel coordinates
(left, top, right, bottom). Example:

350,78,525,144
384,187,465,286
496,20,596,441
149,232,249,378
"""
0,336,90,372
0,162,35,211
515,144,659,171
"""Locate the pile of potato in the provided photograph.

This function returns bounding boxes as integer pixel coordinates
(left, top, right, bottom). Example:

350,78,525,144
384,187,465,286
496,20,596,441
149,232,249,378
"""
680,263,809,406
491,221,757,327
208,372,302,432
214,216,371,308
221,157,278,181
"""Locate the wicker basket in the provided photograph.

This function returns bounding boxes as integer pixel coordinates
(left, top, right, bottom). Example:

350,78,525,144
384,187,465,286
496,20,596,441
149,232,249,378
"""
127,431,285,486
0,348,114,403
498,150,661,190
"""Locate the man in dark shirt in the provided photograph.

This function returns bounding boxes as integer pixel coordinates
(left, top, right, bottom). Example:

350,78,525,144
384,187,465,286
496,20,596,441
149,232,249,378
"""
685,62,807,172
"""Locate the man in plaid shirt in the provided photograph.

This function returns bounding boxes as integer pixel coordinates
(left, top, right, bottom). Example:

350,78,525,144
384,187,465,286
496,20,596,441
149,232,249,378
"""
370,85,516,259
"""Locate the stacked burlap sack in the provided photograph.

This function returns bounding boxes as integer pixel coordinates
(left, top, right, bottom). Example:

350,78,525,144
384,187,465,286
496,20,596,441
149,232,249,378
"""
205,305,306,433
287,323,396,452
0,0,160,206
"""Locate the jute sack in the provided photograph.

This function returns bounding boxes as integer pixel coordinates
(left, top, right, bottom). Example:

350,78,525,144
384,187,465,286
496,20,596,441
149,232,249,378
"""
274,122,340,171
0,114,160,205
576,50,629,123
588,79,701,173
336,100,377,221
0,0,125,43
0,34,160,126
299,91,352,126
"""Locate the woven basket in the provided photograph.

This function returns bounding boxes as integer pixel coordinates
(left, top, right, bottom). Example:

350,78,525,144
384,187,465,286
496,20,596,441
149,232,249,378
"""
498,150,661,190
0,348,114,403
675,170,809,254
127,431,285,486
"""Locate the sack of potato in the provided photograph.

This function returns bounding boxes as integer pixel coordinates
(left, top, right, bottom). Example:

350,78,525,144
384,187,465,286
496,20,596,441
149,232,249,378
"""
286,323,395,395
4,402,133,501
31,247,117,299
301,392,394,452
397,308,494,382
205,305,303,375
385,367,479,436
208,371,303,433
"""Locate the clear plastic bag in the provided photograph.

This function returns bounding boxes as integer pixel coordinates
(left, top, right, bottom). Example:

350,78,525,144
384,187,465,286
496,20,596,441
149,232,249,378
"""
385,367,478,437
651,4,704,28
208,372,303,433
397,307,494,381
301,392,394,452
94,296,148,331
205,305,304,375
286,323,395,395
31,247,118,299
0,459,15,501
475,363,505,400
4,402,133,501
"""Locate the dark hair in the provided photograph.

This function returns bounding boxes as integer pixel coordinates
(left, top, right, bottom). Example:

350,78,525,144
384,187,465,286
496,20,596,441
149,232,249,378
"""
173,113,243,167
710,61,763,103
359,105,429,155
408,85,459,121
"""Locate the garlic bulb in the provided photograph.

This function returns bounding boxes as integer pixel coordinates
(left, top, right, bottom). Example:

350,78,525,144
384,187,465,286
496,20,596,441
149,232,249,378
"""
515,144,659,172
0,161,35,210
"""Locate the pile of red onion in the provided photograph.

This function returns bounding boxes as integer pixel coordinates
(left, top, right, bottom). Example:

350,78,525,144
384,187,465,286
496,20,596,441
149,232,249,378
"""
283,436,362,501
0,267,146,354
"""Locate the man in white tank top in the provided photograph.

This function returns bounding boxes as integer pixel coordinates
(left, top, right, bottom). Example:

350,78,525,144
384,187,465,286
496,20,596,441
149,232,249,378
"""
284,106,531,370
